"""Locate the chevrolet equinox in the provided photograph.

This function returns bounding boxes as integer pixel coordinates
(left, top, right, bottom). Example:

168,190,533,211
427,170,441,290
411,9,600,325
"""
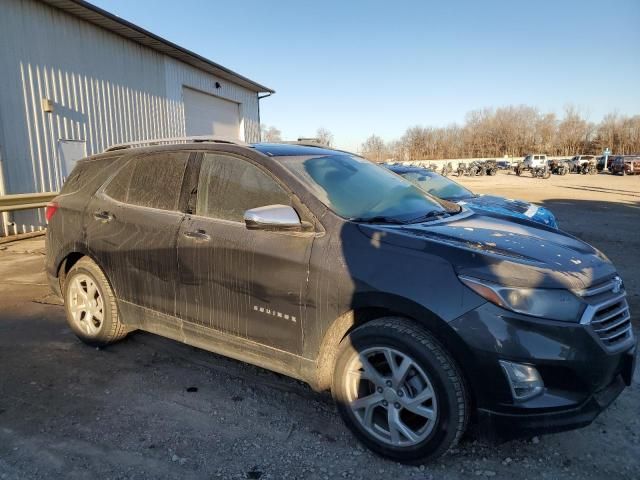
46,139,636,463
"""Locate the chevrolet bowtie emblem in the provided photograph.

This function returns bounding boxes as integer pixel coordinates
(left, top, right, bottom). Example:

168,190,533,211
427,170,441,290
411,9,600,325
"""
612,276,623,294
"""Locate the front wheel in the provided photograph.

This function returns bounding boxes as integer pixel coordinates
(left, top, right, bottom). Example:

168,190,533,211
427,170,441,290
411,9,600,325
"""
332,318,469,464
63,257,129,346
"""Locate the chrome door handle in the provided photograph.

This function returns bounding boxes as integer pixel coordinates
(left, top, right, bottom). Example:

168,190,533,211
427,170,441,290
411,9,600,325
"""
93,211,113,222
183,229,210,241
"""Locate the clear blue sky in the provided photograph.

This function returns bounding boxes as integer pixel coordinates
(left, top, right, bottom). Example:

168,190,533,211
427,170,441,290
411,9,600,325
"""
92,0,640,151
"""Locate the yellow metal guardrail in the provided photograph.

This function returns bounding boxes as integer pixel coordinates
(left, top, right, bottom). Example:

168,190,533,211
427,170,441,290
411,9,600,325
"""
0,192,58,212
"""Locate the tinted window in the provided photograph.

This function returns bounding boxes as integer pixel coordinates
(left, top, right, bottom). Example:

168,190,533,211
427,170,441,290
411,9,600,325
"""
196,153,290,222
105,152,189,211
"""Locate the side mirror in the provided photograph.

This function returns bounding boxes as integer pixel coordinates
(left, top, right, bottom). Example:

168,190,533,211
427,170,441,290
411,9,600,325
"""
244,204,302,231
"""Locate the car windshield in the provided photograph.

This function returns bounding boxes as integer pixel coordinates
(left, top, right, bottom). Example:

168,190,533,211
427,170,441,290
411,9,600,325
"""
395,169,474,201
278,154,459,222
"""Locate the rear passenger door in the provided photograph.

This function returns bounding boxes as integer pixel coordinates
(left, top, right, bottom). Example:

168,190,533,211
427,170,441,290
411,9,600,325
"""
176,152,315,354
85,151,191,317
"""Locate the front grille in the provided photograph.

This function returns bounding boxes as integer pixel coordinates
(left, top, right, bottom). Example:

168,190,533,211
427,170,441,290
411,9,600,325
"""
578,277,633,350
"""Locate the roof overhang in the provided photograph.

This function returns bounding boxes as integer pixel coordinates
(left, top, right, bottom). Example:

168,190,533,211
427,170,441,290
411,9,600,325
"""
39,0,275,94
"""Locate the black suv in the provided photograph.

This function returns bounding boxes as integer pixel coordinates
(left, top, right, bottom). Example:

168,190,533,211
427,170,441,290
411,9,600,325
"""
46,139,636,463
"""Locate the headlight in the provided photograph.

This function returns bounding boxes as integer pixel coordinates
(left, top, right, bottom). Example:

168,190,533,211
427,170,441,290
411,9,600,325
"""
459,275,585,322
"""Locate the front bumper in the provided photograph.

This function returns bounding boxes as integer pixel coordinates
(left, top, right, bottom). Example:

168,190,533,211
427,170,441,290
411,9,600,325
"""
449,302,636,439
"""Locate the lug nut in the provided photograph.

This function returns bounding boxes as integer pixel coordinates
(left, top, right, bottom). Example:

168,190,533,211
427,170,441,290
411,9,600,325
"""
394,402,401,409
386,380,392,387
382,400,388,407
397,390,404,397
377,387,383,393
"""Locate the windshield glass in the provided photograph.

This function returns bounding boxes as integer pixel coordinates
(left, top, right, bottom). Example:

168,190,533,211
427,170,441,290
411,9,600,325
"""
278,154,458,222
396,170,474,201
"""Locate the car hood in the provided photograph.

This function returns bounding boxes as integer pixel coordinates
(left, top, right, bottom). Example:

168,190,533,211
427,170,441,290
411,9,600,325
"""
358,211,615,290
457,195,557,228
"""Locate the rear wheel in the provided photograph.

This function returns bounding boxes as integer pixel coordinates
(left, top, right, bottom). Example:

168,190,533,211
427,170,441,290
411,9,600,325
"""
63,257,129,346
332,318,468,464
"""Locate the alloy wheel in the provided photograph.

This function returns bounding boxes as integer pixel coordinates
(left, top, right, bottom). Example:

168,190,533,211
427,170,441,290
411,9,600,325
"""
67,273,104,336
343,347,438,447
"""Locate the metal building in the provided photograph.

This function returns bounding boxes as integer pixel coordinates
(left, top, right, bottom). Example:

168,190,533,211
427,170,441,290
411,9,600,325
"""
0,0,274,234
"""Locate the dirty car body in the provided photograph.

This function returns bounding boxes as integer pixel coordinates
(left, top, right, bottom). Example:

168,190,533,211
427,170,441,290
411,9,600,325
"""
46,141,636,463
385,165,558,228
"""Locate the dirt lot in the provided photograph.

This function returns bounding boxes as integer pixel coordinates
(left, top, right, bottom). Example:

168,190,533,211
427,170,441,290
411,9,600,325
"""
1,171,639,480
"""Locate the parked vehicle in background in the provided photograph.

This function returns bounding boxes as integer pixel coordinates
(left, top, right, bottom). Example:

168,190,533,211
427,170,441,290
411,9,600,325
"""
597,155,615,172
515,154,551,178
385,164,558,228
580,159,598,175
457,161,486,177
482,159,498,176
569,155,595,173
440,162,453,177
549,158,570,175
45,139,635,464
496,159,514,170
610,155,640,175
522,154,548,169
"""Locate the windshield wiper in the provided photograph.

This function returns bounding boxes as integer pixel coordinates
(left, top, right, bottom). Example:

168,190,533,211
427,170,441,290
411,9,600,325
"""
406,210,451,223
349,216,408,225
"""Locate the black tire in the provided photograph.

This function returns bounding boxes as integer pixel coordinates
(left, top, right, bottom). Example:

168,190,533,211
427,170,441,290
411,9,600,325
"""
332,318,469,464
63,257,129,346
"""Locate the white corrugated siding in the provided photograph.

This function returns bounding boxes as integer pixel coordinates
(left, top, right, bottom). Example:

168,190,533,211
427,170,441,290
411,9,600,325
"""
0,0,261,232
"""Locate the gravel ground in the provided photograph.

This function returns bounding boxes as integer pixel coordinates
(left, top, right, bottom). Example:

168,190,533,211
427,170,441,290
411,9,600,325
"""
0,171,639,479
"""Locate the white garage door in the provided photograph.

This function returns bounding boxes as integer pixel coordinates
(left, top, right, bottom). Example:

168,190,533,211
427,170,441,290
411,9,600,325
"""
183,87,241,139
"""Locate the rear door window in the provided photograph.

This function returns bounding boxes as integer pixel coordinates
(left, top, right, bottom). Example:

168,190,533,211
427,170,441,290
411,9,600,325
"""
105,152,189,211
196,153,291,222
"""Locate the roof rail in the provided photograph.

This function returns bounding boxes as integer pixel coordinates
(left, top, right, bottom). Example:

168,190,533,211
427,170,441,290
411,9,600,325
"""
104,136,249,152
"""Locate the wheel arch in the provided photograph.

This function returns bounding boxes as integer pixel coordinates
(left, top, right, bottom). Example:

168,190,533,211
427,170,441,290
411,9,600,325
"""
56,247,105,293
312,295,476,401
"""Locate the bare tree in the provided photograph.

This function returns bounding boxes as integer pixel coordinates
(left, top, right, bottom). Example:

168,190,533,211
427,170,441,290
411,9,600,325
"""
556,106,593,155
360,135,387,162
261,125,282,142
315,128,334,147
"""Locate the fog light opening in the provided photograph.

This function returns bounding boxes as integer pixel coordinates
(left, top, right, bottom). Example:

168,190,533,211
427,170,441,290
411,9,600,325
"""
499,360,544,401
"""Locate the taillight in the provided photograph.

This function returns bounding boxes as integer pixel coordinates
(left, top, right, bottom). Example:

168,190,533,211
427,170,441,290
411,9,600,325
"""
45,202,59,222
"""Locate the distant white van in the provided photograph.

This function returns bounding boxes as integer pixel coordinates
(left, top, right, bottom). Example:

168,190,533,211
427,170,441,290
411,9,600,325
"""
523,154,547,168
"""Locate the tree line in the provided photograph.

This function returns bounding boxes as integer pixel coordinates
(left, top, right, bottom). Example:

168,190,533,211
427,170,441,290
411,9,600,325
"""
360,106,640,162
261,126,334,147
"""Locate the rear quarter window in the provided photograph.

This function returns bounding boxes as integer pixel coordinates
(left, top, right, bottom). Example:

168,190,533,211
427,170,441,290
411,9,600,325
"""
60,157,120,195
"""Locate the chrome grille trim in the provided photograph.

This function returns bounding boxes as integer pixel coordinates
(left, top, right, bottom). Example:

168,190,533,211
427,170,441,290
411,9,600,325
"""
578,279,633,350
575,278,619,298
592,311,631,334
592,304,629,325
579,292,627,324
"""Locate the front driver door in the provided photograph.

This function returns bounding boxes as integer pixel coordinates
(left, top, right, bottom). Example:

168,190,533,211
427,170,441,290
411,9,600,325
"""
176,152,315,354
